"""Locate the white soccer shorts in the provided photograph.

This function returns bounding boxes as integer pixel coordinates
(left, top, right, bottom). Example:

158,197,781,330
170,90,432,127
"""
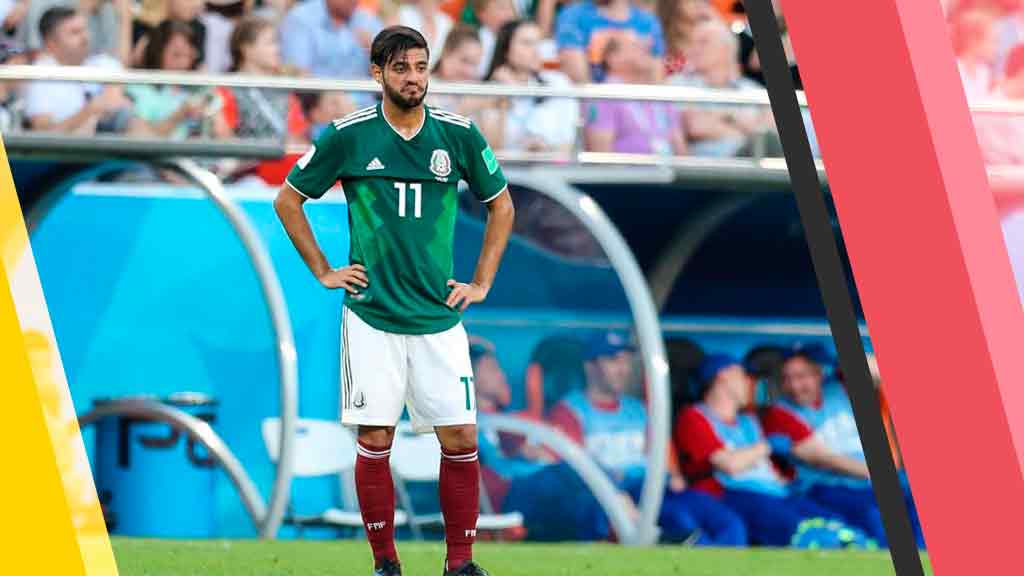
340,306,476,433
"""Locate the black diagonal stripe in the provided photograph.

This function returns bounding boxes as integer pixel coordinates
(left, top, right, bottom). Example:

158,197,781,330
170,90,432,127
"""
743,2,924,574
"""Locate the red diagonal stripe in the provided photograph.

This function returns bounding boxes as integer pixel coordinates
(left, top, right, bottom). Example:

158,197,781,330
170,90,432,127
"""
780,0,1024,572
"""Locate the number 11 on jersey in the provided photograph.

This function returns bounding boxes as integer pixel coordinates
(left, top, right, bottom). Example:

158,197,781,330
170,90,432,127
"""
395,182,422,218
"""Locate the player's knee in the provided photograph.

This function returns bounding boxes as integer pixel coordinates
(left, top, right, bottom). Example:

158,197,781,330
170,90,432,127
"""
439,425,477,452
358,426,395,450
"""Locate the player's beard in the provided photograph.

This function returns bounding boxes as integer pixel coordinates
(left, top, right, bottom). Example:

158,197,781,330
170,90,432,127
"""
384,81,428,110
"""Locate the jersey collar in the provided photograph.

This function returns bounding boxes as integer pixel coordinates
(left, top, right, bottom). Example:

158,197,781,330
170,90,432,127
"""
380,102,426,142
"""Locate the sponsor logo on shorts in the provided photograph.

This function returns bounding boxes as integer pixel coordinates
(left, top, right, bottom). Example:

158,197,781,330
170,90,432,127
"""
353,390,366,409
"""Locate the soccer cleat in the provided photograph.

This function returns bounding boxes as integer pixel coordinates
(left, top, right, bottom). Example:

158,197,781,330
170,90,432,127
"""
374,559,402,576
443,560,490,576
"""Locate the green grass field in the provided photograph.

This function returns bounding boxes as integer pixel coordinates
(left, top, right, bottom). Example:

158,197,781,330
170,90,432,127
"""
111,538,932,576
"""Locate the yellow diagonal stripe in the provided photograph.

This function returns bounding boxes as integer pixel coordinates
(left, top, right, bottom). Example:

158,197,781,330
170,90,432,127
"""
0,137,118,574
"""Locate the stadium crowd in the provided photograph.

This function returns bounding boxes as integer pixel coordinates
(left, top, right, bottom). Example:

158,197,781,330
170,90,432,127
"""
946,0,1024,164
0,0,788,171
468,331,926,549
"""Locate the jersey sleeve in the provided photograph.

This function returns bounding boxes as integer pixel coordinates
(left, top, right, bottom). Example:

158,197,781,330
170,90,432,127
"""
460,122,508,203
674,407,724,480
285,126,347,200
546,402,585,446
760,404,814,444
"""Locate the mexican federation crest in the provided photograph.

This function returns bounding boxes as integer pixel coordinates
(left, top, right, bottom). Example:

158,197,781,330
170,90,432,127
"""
430,149,451,178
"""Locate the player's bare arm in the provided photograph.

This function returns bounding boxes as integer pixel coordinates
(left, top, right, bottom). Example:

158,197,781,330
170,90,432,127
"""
446,189,515,312
792,436,871,479
273,184,369,294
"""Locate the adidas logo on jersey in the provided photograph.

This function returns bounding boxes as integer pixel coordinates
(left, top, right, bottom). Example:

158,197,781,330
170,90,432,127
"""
366,158,385,171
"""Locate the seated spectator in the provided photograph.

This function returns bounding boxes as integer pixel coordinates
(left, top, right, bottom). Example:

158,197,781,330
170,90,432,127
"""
486,19,578,154
952,8,998,99
455,0,557,38
584,36,686,156
429,24,505,142
16,0,132,64
211,16,309,144
24,7,133,135
759,349,883,545
201,0,251,74
547,332,747,546
671,19,777,157
675,354,872,548
394,0,454,66
254,0,297,23
1,1,28,45
554,0,665,83
132,0,206,68
0,44,27,133
279,0,383,96
126,21,213,139
471,0,515,78
977,45,1024,163
298,91,358,142
656,0,716,76
471,338,554,511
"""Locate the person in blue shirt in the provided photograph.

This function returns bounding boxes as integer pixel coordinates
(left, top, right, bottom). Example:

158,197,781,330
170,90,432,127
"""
279,0,382,104
762,348,912,548
554,0,665,83
676,353,874,548
545,331,747,545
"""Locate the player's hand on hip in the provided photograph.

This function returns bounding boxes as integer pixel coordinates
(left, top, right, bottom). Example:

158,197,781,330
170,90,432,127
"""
446,279,487,312
318,264,368,294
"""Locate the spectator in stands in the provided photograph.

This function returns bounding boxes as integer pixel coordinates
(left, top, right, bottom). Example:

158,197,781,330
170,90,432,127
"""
584,35,686,156
17,0,132,64
991,1,1024,77
211,16,308,144
671,19,777,157
132,0,206,68
395,0,454,66
759,350,883,545
298,90,357,141
202,0,252,74
126,21,213,138
486,19,578,154
952,8,999,99
253,0,296,23
548,332,748,545
0,1,28,44
675,354,871,548
554,0,665,83
977,43,1024,163
279,0,383,93
24,7,133,134
429,24,506,142
471,0,516,78
656,0,716,76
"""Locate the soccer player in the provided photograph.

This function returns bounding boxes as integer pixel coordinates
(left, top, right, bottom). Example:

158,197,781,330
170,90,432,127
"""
274,26,515,576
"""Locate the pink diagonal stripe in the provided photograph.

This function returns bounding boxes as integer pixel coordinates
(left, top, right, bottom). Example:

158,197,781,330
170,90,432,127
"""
779,0,1024,572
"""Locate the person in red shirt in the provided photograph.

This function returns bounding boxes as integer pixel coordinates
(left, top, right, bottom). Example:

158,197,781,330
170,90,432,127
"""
675,354,871,548
547,332,747,545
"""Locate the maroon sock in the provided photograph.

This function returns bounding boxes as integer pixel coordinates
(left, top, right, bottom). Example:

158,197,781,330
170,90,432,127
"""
440,447,480,571
355,441,398,568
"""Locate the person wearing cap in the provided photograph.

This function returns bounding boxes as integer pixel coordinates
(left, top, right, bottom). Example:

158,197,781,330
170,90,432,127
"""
675,353,870,548
546,331,747,545
760,348,884,546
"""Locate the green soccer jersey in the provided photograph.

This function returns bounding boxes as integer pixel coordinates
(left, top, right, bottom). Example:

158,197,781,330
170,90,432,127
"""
286,103,508,335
